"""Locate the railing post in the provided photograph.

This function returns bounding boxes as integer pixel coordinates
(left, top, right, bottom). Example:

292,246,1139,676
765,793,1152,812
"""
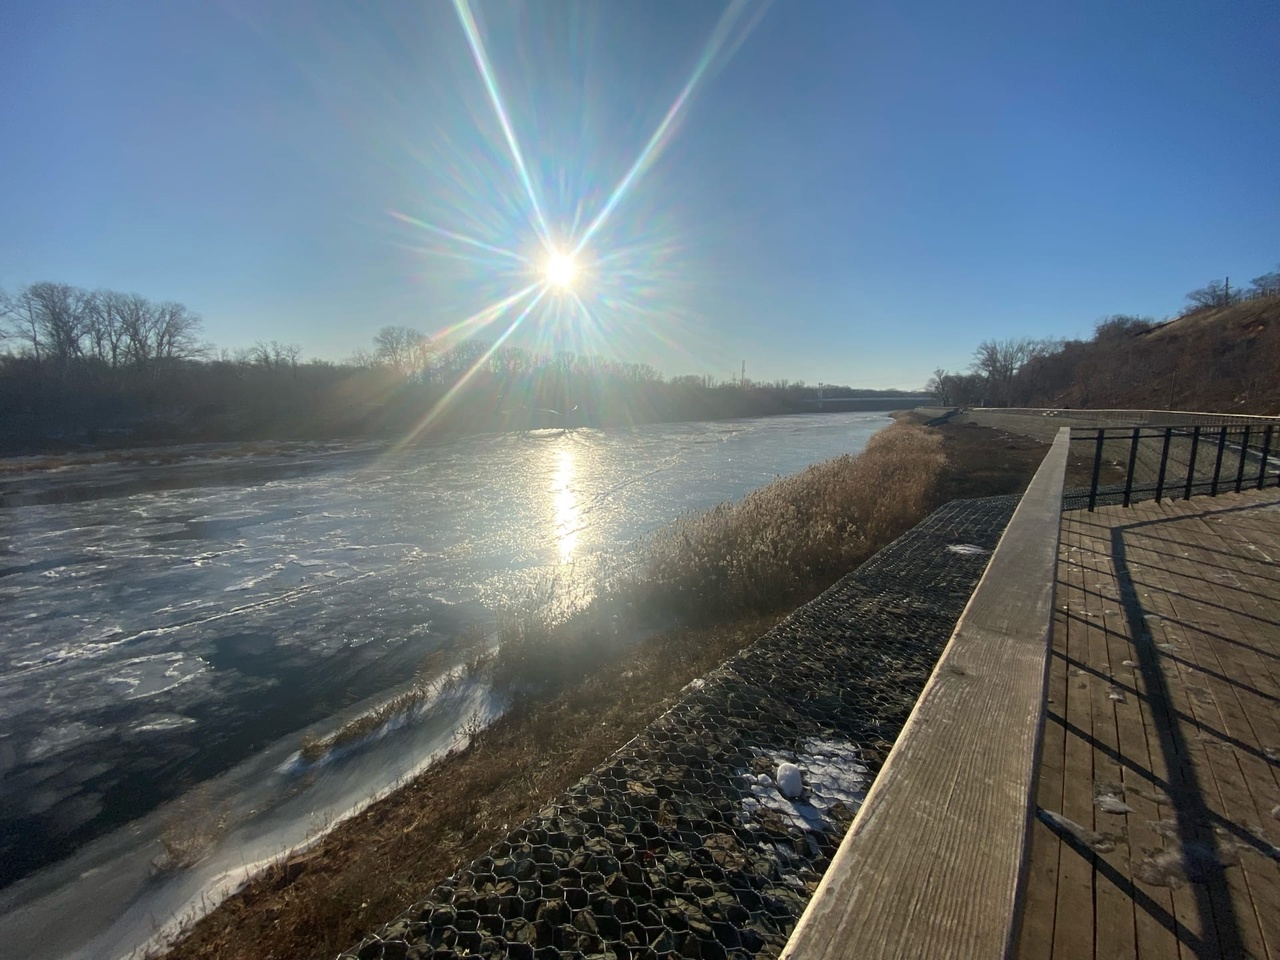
1184,426,1201,500
1123,428,1141,507
1234,426,1251,493
1211,426,1228,496
1088,429,1105,512
1155,427,1172,503
1260,426,1274,490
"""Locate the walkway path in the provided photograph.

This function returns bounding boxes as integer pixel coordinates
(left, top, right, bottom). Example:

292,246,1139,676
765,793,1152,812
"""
1018,489,1280,959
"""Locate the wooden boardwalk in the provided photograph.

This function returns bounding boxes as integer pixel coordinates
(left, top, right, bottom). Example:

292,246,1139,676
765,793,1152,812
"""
1018,488,1280,960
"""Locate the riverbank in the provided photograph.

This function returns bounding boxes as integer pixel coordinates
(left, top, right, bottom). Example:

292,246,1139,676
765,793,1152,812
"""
150,416,1077,960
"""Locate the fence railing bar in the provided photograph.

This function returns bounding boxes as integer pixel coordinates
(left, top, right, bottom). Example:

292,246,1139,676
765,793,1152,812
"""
1210,426,1229,497
1185,427,1201,501
1088,430,1104,512
1234,426,1251,494
1079,420,1276,510
1123,428,1141,507
1155,428,1172,503
1260,427,1274,491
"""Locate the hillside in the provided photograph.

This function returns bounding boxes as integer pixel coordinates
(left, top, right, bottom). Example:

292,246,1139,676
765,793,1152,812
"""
1088,296,1280,412
938,295,1280,415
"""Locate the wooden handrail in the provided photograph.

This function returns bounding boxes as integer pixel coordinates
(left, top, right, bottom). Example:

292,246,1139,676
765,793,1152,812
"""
781,427,1071,960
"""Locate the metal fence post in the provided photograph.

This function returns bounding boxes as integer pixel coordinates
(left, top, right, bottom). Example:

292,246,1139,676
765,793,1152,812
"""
1210,426,1228,496
1184,426,1201,500
1088,429,1105,512
1123,428,1141,507
1234,426,1251,493
1155,427,1172,503
1260,426,1274,490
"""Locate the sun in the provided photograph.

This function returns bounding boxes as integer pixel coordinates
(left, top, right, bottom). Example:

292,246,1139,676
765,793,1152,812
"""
544,252,577,290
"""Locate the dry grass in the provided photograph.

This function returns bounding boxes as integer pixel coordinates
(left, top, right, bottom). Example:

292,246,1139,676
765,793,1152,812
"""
632,422,945,622
299,634,492,764
153,420,965,960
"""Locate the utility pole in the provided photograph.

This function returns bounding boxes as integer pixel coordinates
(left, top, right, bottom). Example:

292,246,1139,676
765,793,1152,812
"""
740,361,746,386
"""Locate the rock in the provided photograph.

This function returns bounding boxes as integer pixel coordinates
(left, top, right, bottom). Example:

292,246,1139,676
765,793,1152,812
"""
604,872,629,897
536,899,571,926
507,919,536,945
777,763,803,798
513,857,537,881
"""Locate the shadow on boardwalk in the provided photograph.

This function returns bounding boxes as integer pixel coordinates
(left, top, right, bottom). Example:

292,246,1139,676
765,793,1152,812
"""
1019,489,1280,960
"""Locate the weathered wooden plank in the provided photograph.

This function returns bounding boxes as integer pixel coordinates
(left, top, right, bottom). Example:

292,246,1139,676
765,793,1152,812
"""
1044,527,1095,960
1014,541,1071,960
1088,550,1139,958
1129,537,1261,960
781,429,1072,960
1107,501,1231,957
1070,502,1213,956
1017,491,1280,960
1050,521,1101,960
1129,499,1280,958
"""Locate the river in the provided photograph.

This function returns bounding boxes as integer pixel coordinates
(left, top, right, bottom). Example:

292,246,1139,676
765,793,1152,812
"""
0,411,887,958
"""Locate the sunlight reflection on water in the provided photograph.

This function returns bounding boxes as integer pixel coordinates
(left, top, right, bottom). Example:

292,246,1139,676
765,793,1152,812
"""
551,445,580,564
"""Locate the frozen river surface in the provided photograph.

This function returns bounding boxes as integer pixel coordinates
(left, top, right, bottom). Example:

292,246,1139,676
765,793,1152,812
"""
0,412,885,956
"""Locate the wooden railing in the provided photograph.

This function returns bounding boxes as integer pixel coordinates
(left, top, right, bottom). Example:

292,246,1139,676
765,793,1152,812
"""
781,427,1071,960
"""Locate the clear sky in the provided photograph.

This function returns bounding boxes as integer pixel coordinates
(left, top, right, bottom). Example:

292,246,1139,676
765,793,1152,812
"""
2,0,1277,389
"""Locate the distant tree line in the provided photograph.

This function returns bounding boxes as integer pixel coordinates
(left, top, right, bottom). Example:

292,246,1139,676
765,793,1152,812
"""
0,282,919,452
926,265,1280,414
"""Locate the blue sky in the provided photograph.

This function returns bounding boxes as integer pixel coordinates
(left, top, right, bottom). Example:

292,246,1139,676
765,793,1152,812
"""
2,0,1277,389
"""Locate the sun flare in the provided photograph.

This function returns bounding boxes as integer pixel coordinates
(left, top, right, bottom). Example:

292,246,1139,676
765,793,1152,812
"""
544,252,577,290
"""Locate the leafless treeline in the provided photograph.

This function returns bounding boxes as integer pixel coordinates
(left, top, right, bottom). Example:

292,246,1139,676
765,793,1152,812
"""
928,269,1280,414
0,285,917,451
1,282,204,375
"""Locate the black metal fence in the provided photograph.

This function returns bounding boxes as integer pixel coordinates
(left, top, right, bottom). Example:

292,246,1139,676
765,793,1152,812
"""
1081,424,1279,511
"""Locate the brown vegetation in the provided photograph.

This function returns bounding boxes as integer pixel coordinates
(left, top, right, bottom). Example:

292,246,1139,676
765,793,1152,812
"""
634,423,946,622
927,293,1280,416
151,417,1039,960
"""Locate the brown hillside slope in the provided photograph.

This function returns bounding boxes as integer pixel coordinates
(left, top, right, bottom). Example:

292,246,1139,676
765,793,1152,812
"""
1023,295,1280,414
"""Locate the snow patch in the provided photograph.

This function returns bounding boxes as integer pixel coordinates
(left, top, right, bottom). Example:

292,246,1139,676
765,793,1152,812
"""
740,737,868,833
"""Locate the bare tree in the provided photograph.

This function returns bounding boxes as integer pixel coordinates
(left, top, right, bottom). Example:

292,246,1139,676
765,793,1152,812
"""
113,292,156,367
1248,268,1280,299
10,282,95,369
85,290,135,369
249,340,302,373
1093,315,1154,341
1185,278,1241,310
926,367,952,405
151,301,204,363
372,325,431,377
347,348,378,369
0,288,14,347
970,338,1058,406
